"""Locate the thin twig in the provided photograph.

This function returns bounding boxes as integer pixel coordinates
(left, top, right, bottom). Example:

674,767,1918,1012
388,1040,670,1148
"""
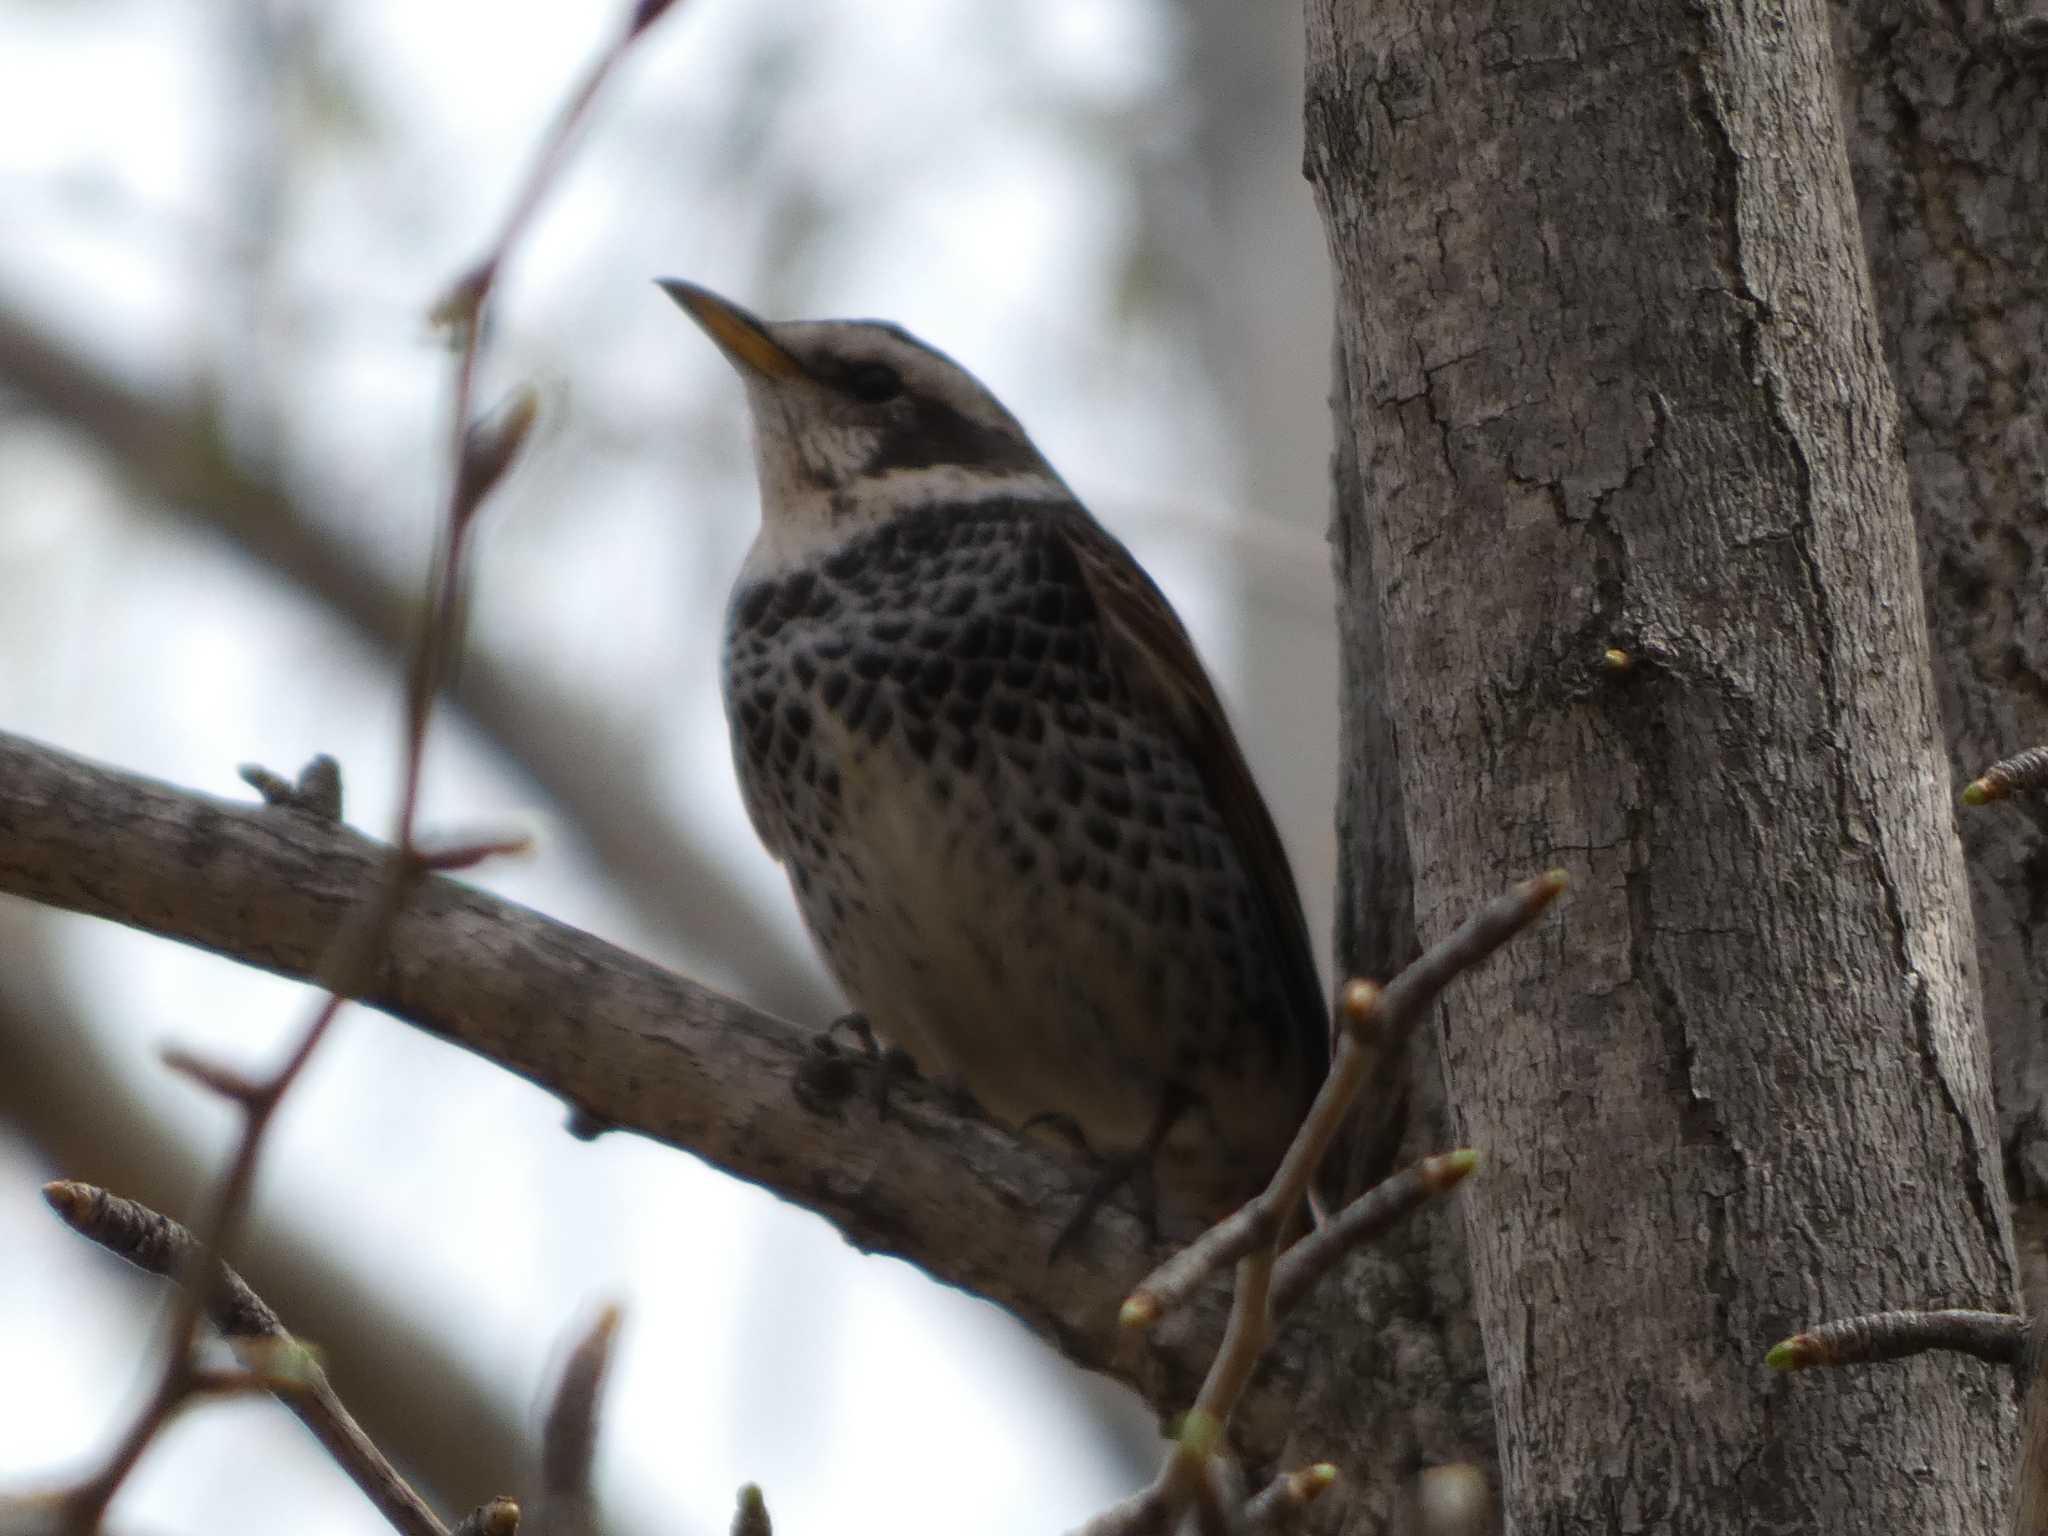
1369,870,1568,1045
43,1181,283,1344
1244,1463,1338,1532
1766,1308,2026,1371
42,1182,448,1536
1101,872,1565,1530
57,863,422,1533
411,826,537,873
1121,1197,1283,1332
1125,1147,1476,1329
1270,1150,1476,1318
1124,872,1565,1334
37,4,683,1522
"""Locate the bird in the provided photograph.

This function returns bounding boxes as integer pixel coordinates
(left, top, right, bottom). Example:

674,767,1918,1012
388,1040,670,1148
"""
660,278,1329,1234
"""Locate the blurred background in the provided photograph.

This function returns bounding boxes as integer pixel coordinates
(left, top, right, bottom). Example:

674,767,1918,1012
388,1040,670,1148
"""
0,1,1334,1531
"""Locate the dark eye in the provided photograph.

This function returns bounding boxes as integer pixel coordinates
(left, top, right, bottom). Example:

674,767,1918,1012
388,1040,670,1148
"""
843,362,902,403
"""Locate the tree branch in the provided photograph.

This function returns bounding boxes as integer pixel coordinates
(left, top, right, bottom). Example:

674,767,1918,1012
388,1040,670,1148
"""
0,728,1306,1456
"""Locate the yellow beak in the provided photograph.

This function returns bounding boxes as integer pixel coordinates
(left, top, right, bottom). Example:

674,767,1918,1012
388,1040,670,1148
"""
656,279,807,383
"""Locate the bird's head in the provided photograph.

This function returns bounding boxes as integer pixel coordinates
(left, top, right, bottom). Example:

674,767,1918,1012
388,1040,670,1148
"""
660,280,1066,564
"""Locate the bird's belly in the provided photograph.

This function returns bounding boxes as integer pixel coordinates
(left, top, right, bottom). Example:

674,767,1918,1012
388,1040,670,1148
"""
799,730,1175,1147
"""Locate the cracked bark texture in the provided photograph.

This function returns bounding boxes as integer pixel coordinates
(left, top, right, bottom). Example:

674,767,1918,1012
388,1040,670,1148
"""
1298,342,1495,1536
1830,1,2048,1307
1305,1,2017,1531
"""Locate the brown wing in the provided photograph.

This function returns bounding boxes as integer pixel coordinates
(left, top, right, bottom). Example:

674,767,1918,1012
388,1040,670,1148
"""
1052,506,1330,1098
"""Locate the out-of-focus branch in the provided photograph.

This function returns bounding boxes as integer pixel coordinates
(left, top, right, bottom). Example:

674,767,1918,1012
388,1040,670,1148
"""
0,903,532,1515
0,729,1294,1455
535,1307,621,1536
41,1183,447,1536
0,301,828,1022
42,217,542,1522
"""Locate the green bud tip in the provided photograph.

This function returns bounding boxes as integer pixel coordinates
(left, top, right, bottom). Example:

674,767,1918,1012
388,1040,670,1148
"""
1437,1149,1479,1185
1179,1409,1222,1461
1764,1340,1801,1371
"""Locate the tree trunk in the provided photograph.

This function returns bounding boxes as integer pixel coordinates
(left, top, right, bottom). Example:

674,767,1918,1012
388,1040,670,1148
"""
1305,1,2018,1530
1831,0,2048,1308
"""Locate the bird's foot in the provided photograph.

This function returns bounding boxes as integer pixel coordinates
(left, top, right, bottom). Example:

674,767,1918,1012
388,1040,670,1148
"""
1026,1097,1187,1262
1047,1143,1161,1262
793,1012,917,1119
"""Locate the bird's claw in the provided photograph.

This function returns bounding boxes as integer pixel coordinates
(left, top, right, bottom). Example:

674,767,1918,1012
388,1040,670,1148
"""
794,1012,917,1119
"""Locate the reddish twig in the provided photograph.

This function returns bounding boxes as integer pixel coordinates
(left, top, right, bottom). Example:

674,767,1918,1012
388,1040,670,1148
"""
56,869,422,1533
32,4,684,1527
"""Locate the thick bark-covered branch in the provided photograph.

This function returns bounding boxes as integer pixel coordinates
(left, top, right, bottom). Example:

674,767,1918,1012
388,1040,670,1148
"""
0,729,1349,1464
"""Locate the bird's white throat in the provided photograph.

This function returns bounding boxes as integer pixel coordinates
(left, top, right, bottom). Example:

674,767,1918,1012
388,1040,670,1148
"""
740,463,1072,581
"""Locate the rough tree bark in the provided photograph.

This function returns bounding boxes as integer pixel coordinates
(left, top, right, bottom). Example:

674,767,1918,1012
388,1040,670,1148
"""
1306,1,2018,1531
1830,0,2048,1303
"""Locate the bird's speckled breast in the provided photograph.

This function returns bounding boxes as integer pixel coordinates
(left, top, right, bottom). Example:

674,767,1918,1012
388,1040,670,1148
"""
721,498,1303,1204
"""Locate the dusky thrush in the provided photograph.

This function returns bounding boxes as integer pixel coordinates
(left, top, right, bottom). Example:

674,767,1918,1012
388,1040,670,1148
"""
662,280,1328,1228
